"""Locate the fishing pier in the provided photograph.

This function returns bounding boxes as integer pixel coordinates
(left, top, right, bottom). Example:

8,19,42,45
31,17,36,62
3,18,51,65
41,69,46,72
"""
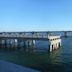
0,32,61,52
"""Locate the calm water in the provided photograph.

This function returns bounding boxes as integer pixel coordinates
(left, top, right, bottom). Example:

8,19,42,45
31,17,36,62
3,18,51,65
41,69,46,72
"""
0,37,72,72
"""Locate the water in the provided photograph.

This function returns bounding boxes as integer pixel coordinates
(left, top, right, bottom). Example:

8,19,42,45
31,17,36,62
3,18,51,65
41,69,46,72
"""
0,37,72,72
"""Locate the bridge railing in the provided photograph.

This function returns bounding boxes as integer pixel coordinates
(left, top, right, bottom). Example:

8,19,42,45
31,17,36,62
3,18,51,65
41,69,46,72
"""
0,34,48,39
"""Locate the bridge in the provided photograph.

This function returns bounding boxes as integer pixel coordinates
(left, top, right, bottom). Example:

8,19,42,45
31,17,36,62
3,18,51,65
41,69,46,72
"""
0,32,61,52
0,31,71,37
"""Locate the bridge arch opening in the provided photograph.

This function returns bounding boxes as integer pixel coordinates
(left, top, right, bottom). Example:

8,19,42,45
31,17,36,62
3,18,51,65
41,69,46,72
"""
52,44,54,50
59,42,61,48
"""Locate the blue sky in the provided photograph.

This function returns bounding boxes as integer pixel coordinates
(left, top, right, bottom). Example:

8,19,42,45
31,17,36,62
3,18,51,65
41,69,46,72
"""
0,0,72,32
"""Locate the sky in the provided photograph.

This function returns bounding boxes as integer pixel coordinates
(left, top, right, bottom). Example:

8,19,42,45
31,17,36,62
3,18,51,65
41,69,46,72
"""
0,0,72,32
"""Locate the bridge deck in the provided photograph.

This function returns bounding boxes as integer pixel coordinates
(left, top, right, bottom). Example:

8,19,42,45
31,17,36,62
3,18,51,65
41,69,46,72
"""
0,35,60,41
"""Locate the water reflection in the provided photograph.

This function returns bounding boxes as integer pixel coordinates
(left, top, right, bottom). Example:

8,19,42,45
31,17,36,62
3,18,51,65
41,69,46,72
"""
0,37,72,72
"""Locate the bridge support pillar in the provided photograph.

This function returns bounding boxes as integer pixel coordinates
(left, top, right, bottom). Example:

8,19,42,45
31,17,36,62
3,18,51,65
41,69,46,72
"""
26,40,35,53
48,36,61,52
1,40,4,48
31,40,35,52
12,39,18,51
64,31,67,37
23,40,26,52
25,40,29,52
0,39,2,49
4,40,7,48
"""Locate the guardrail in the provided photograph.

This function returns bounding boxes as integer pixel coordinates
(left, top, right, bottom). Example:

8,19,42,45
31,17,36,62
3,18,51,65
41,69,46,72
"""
0,34,48,38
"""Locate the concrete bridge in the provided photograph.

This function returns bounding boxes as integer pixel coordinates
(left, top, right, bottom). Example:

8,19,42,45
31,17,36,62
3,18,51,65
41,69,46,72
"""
0,32,61,52
0,31,72,37
0,31,71,53
47,31,72,37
